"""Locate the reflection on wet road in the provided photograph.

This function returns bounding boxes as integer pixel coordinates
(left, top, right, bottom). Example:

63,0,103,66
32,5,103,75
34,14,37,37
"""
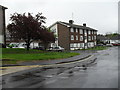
2,47,118,88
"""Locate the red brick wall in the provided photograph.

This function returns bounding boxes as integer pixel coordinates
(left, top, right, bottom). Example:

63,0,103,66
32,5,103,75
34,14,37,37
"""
57,23,70,50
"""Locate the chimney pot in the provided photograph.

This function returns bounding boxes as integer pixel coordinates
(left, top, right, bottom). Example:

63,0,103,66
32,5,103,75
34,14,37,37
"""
69,20,74,24
83,23,86,27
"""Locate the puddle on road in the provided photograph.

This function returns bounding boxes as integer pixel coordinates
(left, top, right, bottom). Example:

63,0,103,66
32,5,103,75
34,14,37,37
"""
6,58,97,86
12,72,41,81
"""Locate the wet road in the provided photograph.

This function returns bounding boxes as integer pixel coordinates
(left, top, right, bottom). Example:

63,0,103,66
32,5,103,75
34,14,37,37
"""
1,47,118,88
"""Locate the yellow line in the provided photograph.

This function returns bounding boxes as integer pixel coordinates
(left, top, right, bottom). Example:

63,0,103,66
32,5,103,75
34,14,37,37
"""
0,55,94,69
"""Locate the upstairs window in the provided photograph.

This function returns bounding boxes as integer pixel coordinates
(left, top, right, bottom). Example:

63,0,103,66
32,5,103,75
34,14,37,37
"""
70,28,74,32
91,31,94,34
80,29,83,34
70,43,74,47
88,30,91,35
88,36,91,41
94,36,96,40
76,28,78,33
80,36,83,41
94,31,97,34
71,35,74,40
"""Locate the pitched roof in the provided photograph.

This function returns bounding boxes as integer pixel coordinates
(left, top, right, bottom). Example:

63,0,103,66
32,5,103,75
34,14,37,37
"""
49,21,97,31
0,5,8,9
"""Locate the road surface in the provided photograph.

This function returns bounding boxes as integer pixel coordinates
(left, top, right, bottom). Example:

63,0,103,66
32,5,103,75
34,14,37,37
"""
1,47,118,88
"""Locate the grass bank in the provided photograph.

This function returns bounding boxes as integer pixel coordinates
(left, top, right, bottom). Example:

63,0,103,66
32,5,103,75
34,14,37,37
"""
2,48,80,64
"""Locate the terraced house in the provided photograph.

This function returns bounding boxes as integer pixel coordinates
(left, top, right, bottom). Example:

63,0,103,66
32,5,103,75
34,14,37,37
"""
49,20,97,50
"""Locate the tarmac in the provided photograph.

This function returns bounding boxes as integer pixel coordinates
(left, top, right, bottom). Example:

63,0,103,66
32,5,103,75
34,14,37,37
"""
0,50,97,76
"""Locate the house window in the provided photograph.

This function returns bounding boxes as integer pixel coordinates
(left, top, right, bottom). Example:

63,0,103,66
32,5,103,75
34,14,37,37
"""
76,28,78,33
94,31,97,34
80,36,83,41
78,43,80,47
80,29,83,34
94,36,96,40
81,43,84,47
74,43,76,47
91,31,94,34
70,28,74,32
71,35,74,40
88,36,91,41
70,43,74,47
76,43,78,47
88,30,91,35
52,29,56,33
76,35,78,40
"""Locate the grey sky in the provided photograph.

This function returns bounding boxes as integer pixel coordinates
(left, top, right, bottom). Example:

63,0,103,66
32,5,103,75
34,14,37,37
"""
1,0,119,34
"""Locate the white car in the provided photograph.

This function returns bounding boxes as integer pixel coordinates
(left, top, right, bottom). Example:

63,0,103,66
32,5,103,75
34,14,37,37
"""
106,44,113,47
17,43,26,48
8,43,19,48
48,46,65,52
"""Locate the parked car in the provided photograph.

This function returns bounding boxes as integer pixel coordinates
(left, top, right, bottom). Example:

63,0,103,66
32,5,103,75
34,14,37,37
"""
106,44,113,47
47,46,65,52
8,43,19,48
96,44,105,46
112,43,120,46
17,43,27,48
33,46,44,50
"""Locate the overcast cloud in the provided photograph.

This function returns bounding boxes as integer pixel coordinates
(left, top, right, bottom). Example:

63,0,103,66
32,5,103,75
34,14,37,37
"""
1,0,119,34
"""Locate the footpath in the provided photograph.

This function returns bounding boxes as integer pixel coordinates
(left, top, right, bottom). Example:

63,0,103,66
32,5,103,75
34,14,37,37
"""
0,50,97,76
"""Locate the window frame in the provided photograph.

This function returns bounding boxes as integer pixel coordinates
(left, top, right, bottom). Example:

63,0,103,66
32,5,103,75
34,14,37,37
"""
70,28,74,32
80,36,83,41
79,29,83,34
71,35,74,40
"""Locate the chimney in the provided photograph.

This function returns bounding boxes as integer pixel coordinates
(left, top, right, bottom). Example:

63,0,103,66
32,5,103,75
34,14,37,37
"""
83,23,86,27
69,20,74,24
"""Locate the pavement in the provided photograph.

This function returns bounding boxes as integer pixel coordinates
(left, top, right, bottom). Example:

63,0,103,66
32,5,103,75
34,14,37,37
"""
0,50,97,76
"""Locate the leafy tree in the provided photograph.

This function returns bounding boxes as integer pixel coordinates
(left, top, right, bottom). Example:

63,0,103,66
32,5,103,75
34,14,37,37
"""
41,29,55,50
105,32,119,38
7,13,55,50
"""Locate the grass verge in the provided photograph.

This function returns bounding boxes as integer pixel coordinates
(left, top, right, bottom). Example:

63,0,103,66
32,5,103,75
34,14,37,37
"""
2,48,80,64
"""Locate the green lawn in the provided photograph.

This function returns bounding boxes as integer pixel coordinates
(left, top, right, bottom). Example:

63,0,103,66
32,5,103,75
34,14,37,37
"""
2,48,80,64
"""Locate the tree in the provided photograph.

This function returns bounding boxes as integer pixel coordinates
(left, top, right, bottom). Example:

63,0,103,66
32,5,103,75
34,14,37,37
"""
105,32,119,39
7,12,55,50
41,28,55,50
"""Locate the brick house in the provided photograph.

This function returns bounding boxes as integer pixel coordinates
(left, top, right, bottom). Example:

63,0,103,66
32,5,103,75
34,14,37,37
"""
0,5,7,45
49,20,97,50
